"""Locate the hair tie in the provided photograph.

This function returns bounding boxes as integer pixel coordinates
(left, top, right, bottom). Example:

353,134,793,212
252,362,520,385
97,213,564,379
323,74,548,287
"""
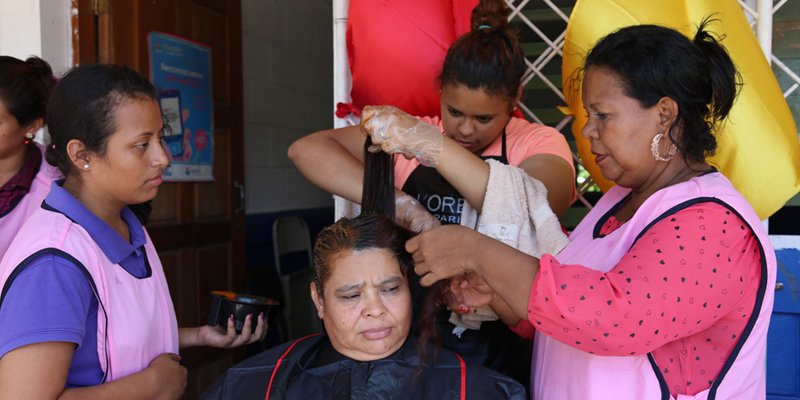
478,24,492,30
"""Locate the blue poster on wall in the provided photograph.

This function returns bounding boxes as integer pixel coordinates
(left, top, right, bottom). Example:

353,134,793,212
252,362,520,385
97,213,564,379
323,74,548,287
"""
148,32,214,181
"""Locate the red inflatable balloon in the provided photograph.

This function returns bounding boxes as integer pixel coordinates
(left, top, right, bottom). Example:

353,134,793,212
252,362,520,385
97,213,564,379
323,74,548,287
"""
345,0,479,118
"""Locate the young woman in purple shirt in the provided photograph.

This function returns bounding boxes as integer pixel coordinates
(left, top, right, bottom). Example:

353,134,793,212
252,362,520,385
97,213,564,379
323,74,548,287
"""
0,64,266,399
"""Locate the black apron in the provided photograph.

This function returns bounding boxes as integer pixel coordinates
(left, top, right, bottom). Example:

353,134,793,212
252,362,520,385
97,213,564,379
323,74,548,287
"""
402,131,532,388
402,131,508,225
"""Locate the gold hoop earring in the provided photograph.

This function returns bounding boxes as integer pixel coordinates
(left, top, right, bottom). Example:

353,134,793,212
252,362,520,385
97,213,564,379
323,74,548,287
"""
650,132,677,162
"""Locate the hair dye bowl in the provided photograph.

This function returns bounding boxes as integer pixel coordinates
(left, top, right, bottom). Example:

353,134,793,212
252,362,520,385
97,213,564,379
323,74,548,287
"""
208,291,278,333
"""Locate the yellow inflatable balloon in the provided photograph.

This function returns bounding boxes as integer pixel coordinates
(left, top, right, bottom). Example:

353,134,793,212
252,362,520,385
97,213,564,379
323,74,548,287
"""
562,0,800,219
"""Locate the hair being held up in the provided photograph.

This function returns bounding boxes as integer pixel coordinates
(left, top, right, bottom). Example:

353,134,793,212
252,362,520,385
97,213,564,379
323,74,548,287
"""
311,135,445,364
361,137,397,219
362,138,447,361
584,17,740,165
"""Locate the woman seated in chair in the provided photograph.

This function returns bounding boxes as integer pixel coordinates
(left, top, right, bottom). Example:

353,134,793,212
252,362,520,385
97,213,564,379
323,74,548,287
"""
203,140,525,399
203,214,525,399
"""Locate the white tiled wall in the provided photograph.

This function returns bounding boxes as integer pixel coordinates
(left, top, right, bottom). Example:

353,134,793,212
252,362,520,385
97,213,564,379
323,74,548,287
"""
242,0,335,214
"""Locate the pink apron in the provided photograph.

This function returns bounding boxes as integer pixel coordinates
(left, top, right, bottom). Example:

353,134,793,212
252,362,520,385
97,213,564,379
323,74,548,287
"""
0,145,59,258
532,173,775,400
0,205,179,381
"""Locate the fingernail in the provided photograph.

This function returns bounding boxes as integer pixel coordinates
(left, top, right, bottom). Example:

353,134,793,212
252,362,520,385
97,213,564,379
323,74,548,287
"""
228,314,234,322
259,312,265,320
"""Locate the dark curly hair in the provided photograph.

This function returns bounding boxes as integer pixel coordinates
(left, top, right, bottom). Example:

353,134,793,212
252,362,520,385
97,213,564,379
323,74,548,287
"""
584,18,740,164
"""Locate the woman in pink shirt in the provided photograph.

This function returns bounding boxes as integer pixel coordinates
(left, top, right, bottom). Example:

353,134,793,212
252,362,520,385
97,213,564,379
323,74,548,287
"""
289,0,575,229
290,0,575,386
407,20,776,400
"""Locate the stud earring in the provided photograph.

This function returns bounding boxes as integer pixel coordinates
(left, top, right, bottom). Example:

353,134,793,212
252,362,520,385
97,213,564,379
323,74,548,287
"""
83,163,90,169
650,131,677,162
25,131,34,140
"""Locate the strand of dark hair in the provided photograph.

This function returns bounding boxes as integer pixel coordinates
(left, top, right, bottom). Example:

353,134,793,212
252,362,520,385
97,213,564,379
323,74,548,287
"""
361,137,396,220
361,137,444,373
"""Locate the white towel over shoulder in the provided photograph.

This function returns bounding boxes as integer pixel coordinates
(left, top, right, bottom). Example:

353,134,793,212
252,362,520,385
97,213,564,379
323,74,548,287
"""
450,159,570,334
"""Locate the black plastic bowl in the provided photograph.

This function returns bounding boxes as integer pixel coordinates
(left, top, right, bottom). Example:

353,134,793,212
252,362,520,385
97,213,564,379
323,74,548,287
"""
207,291,278,334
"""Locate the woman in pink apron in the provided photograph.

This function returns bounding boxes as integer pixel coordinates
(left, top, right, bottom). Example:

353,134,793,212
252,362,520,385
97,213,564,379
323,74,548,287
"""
408,20,776,400
0,64,266,399
0,56,60,259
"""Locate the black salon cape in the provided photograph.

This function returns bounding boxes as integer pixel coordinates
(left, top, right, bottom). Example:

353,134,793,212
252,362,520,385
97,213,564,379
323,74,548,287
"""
202,334,526,400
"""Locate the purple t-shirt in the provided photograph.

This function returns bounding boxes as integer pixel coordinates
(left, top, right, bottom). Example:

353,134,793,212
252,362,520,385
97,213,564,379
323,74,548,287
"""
0,181,150,387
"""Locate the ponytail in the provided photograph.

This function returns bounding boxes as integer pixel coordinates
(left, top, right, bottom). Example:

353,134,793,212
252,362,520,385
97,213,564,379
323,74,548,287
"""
692,17,740,130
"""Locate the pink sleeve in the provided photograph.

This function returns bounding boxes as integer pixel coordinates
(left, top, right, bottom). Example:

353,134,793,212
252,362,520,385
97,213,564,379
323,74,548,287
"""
502,118,576,201
527,203,761,356
508,318,536,340
504,118,575,177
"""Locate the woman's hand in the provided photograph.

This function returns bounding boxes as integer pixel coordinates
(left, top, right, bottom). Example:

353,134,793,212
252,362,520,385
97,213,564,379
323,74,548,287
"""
145,353,187,400
447,272,495,311
204,313,267,348
395,194,440,233
182,313,267,349
406,224,485,286
361,105,443,167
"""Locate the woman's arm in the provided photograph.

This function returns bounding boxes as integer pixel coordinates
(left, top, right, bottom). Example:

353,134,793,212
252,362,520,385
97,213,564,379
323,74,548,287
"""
361,106,575,216
526,203,762,356
288,126,367,203
0,342,73,399
289,122,440,233
489,295,524,326
517,154,575,217
0,343,186,400
435,139,574,216
409,224,539,320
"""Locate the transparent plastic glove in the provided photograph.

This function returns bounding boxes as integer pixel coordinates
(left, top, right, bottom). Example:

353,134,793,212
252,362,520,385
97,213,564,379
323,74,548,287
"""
361,105,443,167
396,194,440,233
